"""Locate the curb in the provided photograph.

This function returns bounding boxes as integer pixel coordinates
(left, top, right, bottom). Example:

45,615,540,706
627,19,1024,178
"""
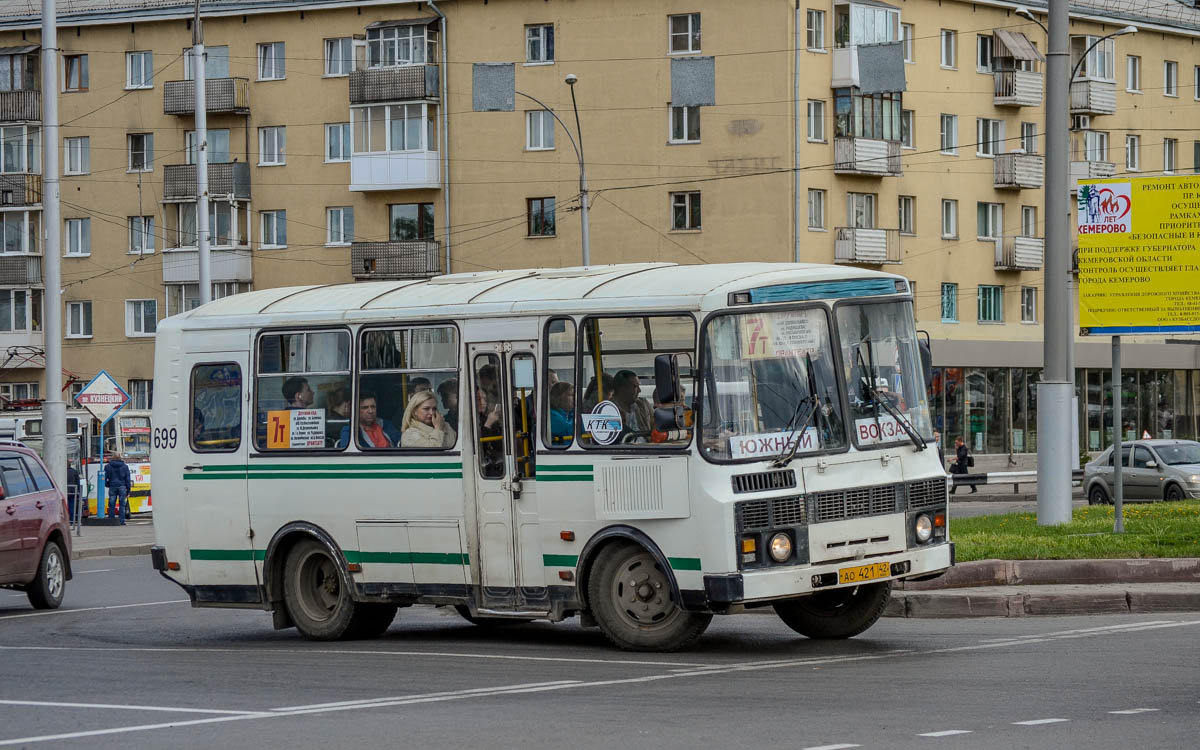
898,558,1200,590
72,544,155,561
886,588,1200,618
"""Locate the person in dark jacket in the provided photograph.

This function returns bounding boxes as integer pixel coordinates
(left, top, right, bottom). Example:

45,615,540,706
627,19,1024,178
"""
103,453,132,524
948,436,976,494
66,462,81,523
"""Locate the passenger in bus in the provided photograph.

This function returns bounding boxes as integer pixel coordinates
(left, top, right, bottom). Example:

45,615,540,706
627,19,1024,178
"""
476,386,504,476
328,388,352,420
409,376,433,394
581,373,614,412
549,381,575,445
437,378,459,431
338,392,401,449
477,365,500,401
282,376,314,409
400,390,457,449
612,370,653,436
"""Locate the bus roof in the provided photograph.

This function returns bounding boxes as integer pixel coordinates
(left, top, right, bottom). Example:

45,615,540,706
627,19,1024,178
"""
171,262,906,326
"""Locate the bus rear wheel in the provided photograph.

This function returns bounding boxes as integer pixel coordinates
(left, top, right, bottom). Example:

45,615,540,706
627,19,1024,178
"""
283,539,392,640
773,582,892,639
588,542,711,652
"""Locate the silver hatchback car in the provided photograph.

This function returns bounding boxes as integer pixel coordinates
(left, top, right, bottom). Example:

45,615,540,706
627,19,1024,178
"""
1083,439,1200,505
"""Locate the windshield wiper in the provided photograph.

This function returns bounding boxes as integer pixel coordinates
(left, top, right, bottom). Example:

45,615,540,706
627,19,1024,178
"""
855,344,927,451
773,354,821,468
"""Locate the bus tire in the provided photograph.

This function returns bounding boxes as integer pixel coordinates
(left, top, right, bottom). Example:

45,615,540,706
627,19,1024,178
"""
349,604,398,638
283,539,370,641
26,540,66,610
773,582,892,639
588,541,711,652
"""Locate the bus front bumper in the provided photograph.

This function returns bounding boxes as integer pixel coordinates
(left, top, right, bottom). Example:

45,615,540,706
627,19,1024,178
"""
703,541,953,607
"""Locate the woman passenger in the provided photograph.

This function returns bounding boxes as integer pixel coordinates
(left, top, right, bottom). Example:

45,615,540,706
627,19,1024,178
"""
549,381,575,446
399,390,457,449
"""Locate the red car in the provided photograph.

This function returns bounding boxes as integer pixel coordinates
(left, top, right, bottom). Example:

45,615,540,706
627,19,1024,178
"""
0,444,72,608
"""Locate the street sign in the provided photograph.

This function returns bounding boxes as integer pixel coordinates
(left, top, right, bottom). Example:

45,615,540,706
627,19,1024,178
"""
75,370,130,424
1076,175,1200,335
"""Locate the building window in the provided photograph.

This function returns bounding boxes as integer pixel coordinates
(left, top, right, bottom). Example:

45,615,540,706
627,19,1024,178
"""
129,216,155,254
671,191,701,230
806,10,826,51
0,382,39,403
126,51,152,89
64,136,89,175
527,197,556,237
186,129,230,164
1020,287,1038,323
1195,141,1200,173
128,133,153,172
526,110,555,150
940,283,957,322
324,38,353,76
390,203,435,240
846,192,876,228
939,114,957,154
671,105,701,143
351,104,435,153
325,122,350,162
901,23,914,63
1195,65,1200,100
64,54,88,91
941,199,958,238
940,30,957,68
807,188,825,230
1164,61,1178,97
261,210,287,247
526,24,554,63
1070,36,1114,81
258,42,286,80
126,299,158,337
1084,130,1109,162
898,195,915,235
832,89,902,140
327,207,354,245
167,282,250,316
669,13,701,53
259,126,285,165
900,109,914,148
67,301,92,338
977,202,1003,239
1126,134,1141,171
806,100,825,142
976,118,1003,156
0,212,38,254
1126,55,1141,92
1020,122,1037,153
367,24,436,68
1021,206,1038,237
0,289,29,331
184,45,229,80
128,380,153,410
977,285,1003,323
1164,138,1177,174
1,124,41,174
65,218,90,256
976,34,993,73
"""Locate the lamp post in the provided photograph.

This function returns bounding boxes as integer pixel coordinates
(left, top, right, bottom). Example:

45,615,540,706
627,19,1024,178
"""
516,75,590,266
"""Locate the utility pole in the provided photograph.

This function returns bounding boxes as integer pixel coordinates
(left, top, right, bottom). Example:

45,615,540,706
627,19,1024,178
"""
193,0,212,304
42,0,67,497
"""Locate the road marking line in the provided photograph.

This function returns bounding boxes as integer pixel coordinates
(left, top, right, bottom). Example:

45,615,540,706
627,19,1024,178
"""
0,699,259,715
76,569,114,574
271,681,582,711
1109,708,1159,714
802,744,861,750
0,714,269,746
1013,718,1070,726
0,600,188,621
918,730,973,737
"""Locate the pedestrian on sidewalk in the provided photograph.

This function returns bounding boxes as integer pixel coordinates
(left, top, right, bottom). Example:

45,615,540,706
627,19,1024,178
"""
65,461,80,523
948,436,976,494
104,452,132,524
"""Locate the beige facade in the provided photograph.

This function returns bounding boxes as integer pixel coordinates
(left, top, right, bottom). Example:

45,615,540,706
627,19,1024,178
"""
0,0,1198,448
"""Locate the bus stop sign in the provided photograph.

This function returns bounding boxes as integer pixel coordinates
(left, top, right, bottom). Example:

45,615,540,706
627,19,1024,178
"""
75,370,130,424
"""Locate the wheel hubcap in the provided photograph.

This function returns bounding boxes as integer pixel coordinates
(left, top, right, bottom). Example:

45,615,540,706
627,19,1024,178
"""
299,552,340,622
46,549,63,599
611,553,675,627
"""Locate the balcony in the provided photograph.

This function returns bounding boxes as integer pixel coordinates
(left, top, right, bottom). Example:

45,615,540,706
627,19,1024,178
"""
1069,160,1116,191
994,236,1044,271
0,330,44,362
833,137,901,176
993,70,1043,107
349,151,440,191
163,78,250,116
351,240,442,280
0,90,39,122
0,173,41,206
349,65,439,105
994,153,1044,190
0,255,41,285
1069,79,1117,116
834,227,901,265
162,248,252,284
163,162,251,201
831,42,905,92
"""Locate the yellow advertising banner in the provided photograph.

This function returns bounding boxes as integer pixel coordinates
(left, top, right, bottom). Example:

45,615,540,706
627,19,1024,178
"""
1077,175,1200,334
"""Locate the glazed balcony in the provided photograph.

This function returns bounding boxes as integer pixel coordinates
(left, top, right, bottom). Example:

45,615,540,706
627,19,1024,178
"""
834,227,901,265
0,255,41,285
163,78,250,116
351,240,442,280
0,173,41,206
162,247,252,284
994,153,1044,190
833,137,902,176
1069,160,1116,192
349,151,440,191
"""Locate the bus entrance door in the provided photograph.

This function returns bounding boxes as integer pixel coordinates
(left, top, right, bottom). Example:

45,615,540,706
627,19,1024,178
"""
468,342,546,614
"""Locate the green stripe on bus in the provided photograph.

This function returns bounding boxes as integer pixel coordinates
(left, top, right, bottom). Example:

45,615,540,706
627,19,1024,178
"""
535,475,593,482
667,557,702,571
190,549,266,561
537,465,593,472
542,554,579,567
349,551,469,566
245,463,462,471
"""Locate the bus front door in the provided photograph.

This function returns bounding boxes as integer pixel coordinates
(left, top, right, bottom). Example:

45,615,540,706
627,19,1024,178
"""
468,343,546,613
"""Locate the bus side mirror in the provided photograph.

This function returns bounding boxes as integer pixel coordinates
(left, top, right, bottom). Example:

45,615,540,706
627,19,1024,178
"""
918,336,933,390
654,353,681,406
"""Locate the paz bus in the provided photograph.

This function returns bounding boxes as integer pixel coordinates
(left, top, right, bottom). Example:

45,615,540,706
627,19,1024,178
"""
150,263,951,651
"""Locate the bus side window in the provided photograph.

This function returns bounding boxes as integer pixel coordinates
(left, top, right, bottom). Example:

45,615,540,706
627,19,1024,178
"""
510,353,535,476
474,354,505,478
358,325,459,450
254,330,351,451
544,317,575,449
191,363,243,452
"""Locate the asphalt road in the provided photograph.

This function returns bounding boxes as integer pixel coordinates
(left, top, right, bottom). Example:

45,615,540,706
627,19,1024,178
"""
2,555,1198,749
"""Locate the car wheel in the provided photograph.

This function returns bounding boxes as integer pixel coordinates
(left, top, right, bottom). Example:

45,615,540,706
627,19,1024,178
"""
26,540,66,610
1165,484,1185,502
773,582,892,639
1088,485,1110,506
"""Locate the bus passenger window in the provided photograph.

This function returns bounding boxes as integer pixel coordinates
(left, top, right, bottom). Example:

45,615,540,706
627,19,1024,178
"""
191,363,242,452
255,330,351,451
544,317,575,449
358,326,459,450
510,353,535,476
474,354,505,478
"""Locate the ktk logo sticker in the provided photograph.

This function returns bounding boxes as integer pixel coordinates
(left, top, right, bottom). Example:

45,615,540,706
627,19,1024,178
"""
1078,182,1133,234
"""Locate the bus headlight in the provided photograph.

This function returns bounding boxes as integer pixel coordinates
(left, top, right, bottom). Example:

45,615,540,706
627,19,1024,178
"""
913,514,933,543
768,532,792,562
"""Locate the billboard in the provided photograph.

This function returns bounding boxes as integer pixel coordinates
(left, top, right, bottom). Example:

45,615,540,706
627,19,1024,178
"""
1076,175,1200,335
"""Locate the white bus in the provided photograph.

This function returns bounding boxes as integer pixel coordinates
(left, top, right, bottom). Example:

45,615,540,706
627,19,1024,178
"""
150,263,951,651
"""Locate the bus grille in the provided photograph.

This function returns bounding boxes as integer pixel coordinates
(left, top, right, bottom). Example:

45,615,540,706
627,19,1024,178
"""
731,469,797,494
735,496,806,532
812,484,901,522
906,478,948,510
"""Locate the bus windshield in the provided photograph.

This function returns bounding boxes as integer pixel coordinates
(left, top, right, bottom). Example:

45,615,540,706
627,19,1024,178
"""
836,299,933,448
120,416,152,459
701,307,846,462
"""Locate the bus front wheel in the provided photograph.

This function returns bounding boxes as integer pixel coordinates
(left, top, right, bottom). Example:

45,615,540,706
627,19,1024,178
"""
773,582,892,639
283,539,395,640
588,542,711,652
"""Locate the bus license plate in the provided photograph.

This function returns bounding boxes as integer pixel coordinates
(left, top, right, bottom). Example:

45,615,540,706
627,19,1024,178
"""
837,561,891,585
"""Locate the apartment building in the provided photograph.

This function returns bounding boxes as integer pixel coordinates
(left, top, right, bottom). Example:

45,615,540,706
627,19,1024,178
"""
0,0,1198,456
